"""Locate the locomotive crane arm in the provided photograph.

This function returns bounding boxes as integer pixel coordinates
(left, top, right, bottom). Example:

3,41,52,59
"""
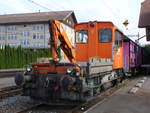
48,20,76,62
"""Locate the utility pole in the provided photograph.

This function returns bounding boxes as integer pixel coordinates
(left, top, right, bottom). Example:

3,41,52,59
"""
135,34,146,44
135,32,140,44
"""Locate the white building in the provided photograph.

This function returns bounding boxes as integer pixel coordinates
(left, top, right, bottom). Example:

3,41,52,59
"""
0,11,77,49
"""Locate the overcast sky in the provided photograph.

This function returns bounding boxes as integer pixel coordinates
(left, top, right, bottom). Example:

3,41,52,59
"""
0,0,149,45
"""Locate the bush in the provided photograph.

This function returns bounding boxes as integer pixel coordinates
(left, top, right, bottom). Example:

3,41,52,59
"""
0,46,51,69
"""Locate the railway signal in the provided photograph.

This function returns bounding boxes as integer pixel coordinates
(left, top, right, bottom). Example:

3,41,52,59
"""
123,20,129,27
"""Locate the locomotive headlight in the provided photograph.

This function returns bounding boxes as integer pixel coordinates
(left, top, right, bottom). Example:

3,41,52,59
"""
76,69,80,76
26,66,32,72
66,67,73,74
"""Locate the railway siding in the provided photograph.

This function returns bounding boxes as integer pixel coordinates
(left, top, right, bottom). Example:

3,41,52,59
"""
0,85,22,99
0,68,24,78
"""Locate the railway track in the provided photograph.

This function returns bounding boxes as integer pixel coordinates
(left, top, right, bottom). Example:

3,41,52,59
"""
0,85,22,99
14,78,134,113
0,69,24,78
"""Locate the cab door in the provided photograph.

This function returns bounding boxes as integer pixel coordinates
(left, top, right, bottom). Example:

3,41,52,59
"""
113,30,124,69
75,22,97,62
97,27,112,58
75,28,89,62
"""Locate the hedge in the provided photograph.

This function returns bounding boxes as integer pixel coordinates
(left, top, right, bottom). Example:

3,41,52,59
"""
0,46,51,69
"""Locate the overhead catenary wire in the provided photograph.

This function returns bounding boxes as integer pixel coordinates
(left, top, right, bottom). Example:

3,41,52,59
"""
27,0,67,12
50,0,67,10
27,0,134,29
100,0,123,21
28,0,124,23
27,0,73,24
27,0,53,11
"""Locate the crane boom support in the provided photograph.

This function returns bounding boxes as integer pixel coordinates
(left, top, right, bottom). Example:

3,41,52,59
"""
49,20,76,62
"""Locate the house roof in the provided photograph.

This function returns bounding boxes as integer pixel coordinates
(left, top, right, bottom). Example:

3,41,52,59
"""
0,11,77,26
138,0,150,28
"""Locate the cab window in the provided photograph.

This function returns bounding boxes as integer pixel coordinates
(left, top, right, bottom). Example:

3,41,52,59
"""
76,30,88,43
99,29,112,42
115,31,122,47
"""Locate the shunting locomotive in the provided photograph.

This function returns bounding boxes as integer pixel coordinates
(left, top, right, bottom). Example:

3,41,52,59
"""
15,20,126,104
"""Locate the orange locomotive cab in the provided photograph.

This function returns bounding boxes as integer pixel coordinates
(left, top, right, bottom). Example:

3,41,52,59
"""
75,21,124,70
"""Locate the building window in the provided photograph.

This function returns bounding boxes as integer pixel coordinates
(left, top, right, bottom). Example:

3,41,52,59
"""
33,25,44,30
33,43,43,48
33,33,44,39
21,31,30,37
21,40,30,46
33,34,36,39
40,34,44,39
76,30,88,43
69,21,71,25
0,26,5,32
0,35,5,40
36,34,40,39
7,26,16,31
99,29,112,42
8,34,17,40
